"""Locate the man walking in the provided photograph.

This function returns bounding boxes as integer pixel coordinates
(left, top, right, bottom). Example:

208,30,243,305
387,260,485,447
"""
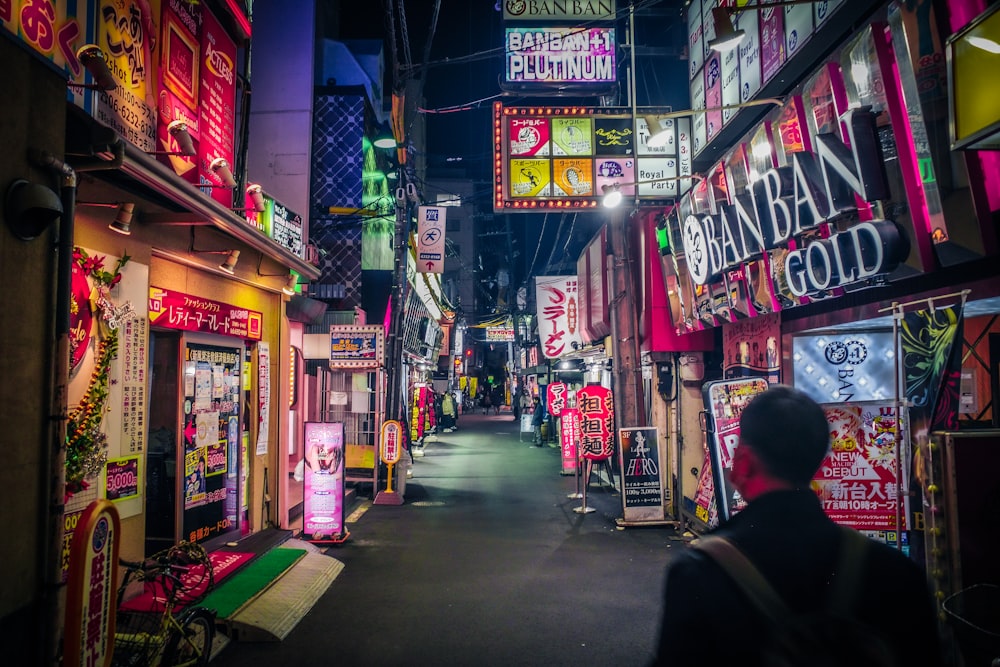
530,396,545,447
651,385,944,666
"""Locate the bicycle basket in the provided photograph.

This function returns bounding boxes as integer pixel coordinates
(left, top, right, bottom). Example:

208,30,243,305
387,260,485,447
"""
111,609,166,667
161,542,214,607
942,584,1000,667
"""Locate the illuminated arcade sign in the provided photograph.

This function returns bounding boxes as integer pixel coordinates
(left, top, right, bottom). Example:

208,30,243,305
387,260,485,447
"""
503,0,616,21
486,326,515,342
494,102,696,212
505,27,616,84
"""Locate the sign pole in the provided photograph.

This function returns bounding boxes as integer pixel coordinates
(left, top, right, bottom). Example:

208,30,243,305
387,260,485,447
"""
574,460,595,514
374,419,404,505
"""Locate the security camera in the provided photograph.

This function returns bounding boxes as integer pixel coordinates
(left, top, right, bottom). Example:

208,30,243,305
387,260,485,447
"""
209,158,237,187
76,44,117,91
245,184,266,212
5,180,63,241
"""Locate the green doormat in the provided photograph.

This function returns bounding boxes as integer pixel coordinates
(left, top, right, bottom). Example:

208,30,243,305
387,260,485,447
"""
200,548,306,618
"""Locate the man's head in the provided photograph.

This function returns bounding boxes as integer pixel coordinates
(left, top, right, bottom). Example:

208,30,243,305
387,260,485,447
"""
733,385,830,494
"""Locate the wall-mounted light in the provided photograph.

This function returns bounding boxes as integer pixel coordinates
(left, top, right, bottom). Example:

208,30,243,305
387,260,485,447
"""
219,250,240,274
76,201,136,236
71,44,117,91
708,0,819,53
642,98,784,147
282,274,298,295
235,184,266,213
601,174,704,208
209,158,237,188
149,120,196,157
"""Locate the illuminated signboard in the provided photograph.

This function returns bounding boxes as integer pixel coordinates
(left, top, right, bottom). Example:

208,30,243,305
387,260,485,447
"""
505,27,616,85
243,192,304,258
494,103,696,212
503,0,616,21
486,326,515,342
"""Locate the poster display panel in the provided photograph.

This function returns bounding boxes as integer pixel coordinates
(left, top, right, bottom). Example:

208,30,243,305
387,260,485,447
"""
181,341,242,545
303,422,346,542
330,325,384,369
703,377,770,524
619,427,665,522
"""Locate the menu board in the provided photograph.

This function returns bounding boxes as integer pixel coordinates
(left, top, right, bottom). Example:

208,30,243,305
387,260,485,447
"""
620,427,665,522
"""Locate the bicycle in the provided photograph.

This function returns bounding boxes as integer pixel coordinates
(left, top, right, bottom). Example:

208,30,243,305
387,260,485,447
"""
112,542,217,667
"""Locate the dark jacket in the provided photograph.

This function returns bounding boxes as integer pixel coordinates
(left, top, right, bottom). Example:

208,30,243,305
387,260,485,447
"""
652,490,944,666
530,403,544,426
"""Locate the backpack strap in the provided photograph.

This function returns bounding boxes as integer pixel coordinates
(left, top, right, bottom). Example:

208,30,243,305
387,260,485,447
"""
691,525,869,622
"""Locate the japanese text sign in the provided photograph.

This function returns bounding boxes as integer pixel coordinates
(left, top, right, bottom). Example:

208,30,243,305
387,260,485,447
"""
148,287,263,340
577,385,614,461
417,205,446,274
380,420,403,465
547,382,567,417
535,275,580,359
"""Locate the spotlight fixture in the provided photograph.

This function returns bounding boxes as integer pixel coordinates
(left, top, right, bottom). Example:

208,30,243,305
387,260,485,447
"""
237,184,266,213
108,203,135,235
218,250,240,274
150,120,196,156
373,124,397,149
72,44,117,91
76,201,137,235
4,180,63,241
282,274,298,296
642,98,784,147
209,158,237,188
600,174,704,208
707,0,819,53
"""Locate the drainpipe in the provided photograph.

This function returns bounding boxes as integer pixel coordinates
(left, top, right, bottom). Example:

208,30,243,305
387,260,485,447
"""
30,141,124,667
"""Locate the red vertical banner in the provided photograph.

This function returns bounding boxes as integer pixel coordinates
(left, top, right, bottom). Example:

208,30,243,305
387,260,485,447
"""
577,385,614,461
560,408,580,474
158,0,201,184
199,7,238,205
546,381,567,417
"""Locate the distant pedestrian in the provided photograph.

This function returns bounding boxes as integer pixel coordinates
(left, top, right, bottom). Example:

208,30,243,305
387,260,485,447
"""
481,390,491,415
441,392,456,432
650,385,944,666
530,397,544,446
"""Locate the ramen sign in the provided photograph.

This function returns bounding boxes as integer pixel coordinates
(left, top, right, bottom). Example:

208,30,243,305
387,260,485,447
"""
577,385,614,461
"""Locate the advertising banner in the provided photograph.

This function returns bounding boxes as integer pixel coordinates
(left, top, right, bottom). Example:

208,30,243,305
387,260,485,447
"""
303,422,346,542
702,377,770,524
816,404,906,531
330,325,385,369
560,408,580,474
197,6,237,205
535,276,580,359
503,1,616,21
158,0,201,184
505,27,615,85
578,385,614,461
148,287,263,340
792,331,895,403
619,427,664,522
256,342,270,456
724,312,781,382
417,205,446,273
104,456,140,502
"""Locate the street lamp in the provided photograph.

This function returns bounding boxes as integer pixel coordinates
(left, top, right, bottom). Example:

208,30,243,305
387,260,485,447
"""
601,174,705,208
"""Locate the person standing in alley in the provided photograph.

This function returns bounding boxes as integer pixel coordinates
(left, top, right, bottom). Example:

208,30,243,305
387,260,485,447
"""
441,391,456,432
651,385,944,667
530,396,545,447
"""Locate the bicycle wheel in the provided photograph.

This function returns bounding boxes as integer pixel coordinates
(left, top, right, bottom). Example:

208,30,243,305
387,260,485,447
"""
161,608,214,667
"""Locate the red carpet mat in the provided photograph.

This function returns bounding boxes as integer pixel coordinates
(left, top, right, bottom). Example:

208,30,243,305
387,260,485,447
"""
119,551,253,613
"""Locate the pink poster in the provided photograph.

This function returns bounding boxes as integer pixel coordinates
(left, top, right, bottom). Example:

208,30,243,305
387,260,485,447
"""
157,0,201,183
509,117,550,157
303,422,346,542
815,405,906,531
560,408,580,474
198,7,238,205
703,52,723,142
760,4,786,84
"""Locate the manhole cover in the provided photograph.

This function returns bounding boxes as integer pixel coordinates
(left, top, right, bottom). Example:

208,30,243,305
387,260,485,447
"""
410,501,446,507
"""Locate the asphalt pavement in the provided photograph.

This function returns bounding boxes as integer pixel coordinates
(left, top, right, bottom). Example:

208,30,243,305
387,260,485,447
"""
210,410,685,666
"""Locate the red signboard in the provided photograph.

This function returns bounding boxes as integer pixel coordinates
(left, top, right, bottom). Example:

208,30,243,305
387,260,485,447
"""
198,7,238,205
560,408,580,473
577,385,614,461
148,286,263,340
546,382,567,417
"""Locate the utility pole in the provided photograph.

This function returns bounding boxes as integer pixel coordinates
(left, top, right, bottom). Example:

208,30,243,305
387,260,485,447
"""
607,206,646,427
385,174,411,424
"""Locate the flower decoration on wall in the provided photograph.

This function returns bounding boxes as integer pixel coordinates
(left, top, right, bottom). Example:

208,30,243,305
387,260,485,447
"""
66,247,130,499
